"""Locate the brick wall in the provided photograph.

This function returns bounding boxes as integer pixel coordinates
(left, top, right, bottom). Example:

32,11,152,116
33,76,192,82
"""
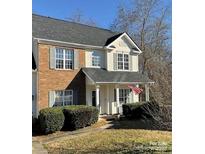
38,44,86,110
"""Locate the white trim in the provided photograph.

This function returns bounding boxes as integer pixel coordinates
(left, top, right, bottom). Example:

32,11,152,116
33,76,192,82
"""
117,53,129,71
95,85,100,112
82,69,96,83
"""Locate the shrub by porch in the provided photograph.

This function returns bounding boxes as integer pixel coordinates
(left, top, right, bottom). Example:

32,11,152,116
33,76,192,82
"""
122,101,172,131
122,101,160,119
38,105,99,134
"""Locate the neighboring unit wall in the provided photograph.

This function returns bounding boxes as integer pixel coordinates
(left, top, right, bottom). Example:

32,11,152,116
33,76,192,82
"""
38,43,86,111
107,37,139,72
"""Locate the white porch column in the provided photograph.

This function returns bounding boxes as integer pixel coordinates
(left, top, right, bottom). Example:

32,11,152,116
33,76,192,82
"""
145,84,150,102
115,85,120,113
96,85,100,113
106,85,110,114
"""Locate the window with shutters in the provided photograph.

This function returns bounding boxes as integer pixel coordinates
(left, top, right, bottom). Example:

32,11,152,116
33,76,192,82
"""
55,48,74,69
54,90,73,106
117,53,129,70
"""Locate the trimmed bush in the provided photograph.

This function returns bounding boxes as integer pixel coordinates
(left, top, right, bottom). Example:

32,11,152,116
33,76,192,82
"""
63,105,99,130
38,107,65,134
122,101,160,119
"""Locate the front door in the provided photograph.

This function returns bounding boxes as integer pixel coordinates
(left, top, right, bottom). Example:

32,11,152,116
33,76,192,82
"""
92,91,96,107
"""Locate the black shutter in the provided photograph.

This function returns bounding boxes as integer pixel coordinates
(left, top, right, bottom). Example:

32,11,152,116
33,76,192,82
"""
114,89,116,102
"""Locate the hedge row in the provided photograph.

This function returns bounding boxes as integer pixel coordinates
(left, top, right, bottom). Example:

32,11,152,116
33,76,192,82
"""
38,107,65,134
38,105,99,134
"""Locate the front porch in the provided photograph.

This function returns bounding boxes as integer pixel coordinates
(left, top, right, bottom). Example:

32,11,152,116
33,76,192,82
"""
82,68,153,115
86,83,151,115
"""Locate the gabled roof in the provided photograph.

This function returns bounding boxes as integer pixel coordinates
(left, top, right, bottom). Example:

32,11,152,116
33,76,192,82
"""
82,68,153,84
32,14,120,47
106,32,142,53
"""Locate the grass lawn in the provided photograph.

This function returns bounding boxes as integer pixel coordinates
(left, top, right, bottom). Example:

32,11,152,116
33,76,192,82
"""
44,129,172,154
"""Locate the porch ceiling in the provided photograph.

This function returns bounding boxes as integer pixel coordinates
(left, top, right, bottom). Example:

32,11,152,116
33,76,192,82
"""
82,68,154,84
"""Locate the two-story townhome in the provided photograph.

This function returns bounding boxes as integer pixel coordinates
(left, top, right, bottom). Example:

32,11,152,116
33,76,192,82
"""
32,14,153,117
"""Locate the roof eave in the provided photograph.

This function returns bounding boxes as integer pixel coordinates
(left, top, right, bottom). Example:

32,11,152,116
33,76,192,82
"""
34,37,105,50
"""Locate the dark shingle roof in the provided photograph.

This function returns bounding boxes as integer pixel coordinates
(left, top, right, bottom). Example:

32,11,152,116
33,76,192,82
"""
82,68,153,83
32,14,119,46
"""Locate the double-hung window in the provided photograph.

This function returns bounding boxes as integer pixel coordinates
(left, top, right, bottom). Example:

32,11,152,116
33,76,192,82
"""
117,53,129,70
56,48,74,69
54,90,73,106
114,89,132,104
119,89,131,104
92,51,101,67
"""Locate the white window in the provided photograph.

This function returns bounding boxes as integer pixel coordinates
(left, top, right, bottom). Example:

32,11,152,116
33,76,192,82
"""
56,48,74,69
119,89,131,103
114,89,132,103
117,53,129,70
54,90,73,106
92,51,101,67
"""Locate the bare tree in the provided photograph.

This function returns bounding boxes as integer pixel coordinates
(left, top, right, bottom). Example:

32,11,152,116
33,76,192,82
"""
111,0,172,105
66,9,97,27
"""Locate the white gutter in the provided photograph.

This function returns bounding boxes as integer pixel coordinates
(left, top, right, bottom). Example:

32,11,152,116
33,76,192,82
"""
33,37,109,50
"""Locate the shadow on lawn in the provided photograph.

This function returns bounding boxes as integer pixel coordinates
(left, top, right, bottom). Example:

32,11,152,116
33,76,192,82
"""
105,117,172,131
48,142,171,154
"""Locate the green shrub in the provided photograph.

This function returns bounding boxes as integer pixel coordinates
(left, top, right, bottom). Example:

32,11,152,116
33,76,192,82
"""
122,101,160,119
38,107,65,134
63,105,99,130
89,106,99,125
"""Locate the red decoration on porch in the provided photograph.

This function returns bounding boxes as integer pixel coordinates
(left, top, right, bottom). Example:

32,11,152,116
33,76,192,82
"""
128,85,143,94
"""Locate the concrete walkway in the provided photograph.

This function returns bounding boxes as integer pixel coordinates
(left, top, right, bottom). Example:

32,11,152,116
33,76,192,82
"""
42,123,113,144
32,141,48,154
32,121,114,153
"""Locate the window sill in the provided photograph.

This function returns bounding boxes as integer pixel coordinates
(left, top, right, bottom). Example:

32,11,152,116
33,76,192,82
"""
53,68,75,71
88,66,101,68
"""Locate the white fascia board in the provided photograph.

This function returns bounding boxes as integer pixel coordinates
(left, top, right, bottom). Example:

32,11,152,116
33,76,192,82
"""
106,33,124,48
34,37,105,50
106,32,142,54
123,33,142,54
82,69,96,84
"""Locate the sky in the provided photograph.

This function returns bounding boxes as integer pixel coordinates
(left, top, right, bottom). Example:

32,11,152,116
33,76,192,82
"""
32,0,171,29
32,0,128,29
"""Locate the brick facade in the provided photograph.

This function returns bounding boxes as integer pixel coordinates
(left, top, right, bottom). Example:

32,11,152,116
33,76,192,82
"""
38,43,86,110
